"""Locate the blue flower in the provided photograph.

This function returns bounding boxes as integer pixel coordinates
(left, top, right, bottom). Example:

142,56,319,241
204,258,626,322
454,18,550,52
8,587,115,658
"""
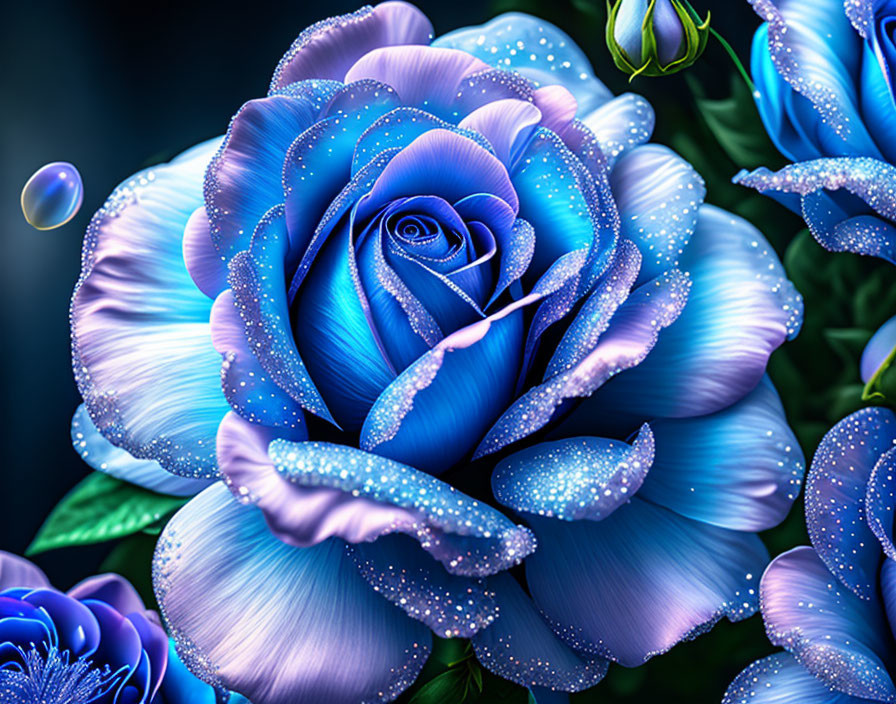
736,0,896,265
0,552,217,704
69,3,805,702
724,407,896,704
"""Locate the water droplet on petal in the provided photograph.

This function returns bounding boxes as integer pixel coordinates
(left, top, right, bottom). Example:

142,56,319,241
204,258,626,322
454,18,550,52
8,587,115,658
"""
21,162,83,230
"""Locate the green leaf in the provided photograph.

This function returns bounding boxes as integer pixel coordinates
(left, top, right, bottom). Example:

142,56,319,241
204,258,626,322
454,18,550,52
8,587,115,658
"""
99,533,160,610
569,0,600,19
409,669,469,704
690,74,781,170
473,669,530,703
824,328,873,369
432,638,472,668
469,661,483,693
27,472,188,556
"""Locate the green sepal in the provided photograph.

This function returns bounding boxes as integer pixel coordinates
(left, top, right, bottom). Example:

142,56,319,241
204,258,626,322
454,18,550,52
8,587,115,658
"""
606,0,710,79
863,343,896,404
26,472,188,555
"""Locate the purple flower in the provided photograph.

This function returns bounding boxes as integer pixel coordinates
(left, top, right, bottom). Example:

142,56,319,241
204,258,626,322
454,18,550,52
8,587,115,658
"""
735,0,896,265
0,552,216,703
69,3,805,702
724,407,896,704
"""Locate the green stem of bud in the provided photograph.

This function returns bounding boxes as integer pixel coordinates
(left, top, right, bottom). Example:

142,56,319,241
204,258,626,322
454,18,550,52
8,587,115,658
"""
679,0,755,92
708,27,756,94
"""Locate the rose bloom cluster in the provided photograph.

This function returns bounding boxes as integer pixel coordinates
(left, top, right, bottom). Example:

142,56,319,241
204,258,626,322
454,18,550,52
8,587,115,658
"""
68,3,806,702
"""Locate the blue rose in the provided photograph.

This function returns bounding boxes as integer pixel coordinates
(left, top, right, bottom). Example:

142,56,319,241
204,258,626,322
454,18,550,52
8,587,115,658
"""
735,0,896,265
0,552,217,703
69,3,805,702
724,407,896,704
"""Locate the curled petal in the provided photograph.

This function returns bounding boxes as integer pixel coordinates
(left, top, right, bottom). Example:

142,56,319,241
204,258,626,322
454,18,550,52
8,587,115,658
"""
511,129,600,280
761,546,896,702
457,99,542,168
284,83,402,274
0,553,49,592
360,295,526,474
735,158,896,264
205,92,329,261
610,144,705,283
269,2,433,90
211,291,306,430
492,425,654,521
806,407,896,598
268,439,536,576
434,12,612,116
587,205,802,420
216,411,416,548
71,405,212,497
351,534,499,639
475,268,690,459
154,485,431,704
72,140,230,479
544,239,641,378
227,207,334,423
747,0,878,152
724,652,870,704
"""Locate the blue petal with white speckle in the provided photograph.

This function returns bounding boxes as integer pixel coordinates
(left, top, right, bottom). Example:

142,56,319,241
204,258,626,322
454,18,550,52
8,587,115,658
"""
351,534,498,639
724,652,870,704
805,407,896,598
735,158,896,264
492,425,654,521
760,546,896,702
867,446,896,563
610,144,706,285
471,573,608,692
268,439,536,577
434,13,612,116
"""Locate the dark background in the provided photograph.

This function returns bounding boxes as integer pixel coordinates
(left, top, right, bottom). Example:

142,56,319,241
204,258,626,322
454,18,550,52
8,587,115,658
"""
1,1,877,702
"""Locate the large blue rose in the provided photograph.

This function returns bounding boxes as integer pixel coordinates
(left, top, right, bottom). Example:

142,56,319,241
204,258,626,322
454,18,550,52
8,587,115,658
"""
0,552,218,704
735,0,896,265
70,3,806,702
724,406,896,704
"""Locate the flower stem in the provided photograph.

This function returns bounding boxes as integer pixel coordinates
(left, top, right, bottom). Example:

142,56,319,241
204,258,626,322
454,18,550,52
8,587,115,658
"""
681,0,756,93
709,27,756,94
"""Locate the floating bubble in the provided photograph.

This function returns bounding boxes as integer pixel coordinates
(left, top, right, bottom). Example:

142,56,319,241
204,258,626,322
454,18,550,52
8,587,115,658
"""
21,161,84,230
